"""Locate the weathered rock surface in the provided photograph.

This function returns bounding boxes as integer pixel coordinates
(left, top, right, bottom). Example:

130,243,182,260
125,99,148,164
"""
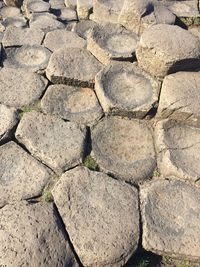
77,0,93,20
15,111,87,174
167,0,200,17
155,119,200,181
0,201,78,267
87,23,138,65
0,68,48,108
0,142,52,207
46,47,103,88
95,62,160,117
58,7,78,22
53,166,140,267
1,15,27,28
136,24,200,78
92,117,156,183
140,179,200,261
23,0,51,16
41,84,103,126
65,0,77,10
0,6,21,17
3,0,23,7
74,20,98,39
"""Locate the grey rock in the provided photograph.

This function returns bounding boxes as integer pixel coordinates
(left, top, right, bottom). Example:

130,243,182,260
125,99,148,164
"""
46,47,103,88
58,7,78,21
15,111,87,174
0,201,78,267
0,68,48,108
23,0,51,18
95,62,160,117
74,20,98,39
167,0,200,17
41,84,103,126
136,24,200,78
87,23,138,65
77,0,93,20
0,142,52,207
0,6,21,17
140,179,200,261
50,0,65,9
53,166,140,267
91,117,156,183
65,0,77,10
1,16,27,28
155,119,200,181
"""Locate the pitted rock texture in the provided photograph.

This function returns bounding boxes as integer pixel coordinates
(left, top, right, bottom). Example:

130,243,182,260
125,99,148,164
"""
92,117,156,183
53,166,140,267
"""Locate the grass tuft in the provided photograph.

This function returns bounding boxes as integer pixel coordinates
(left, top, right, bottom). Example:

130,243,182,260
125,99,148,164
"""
42,190,54,202
83,155,99,171
19,101,42,119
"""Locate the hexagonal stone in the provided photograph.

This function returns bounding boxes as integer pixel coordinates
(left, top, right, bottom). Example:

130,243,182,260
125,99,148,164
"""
91,117,156,183
95,62,160,117
140,179,200,261
0,201,78,267
53,166,140,267
0,142,52,207
15,111,87,174
2,26,45,46
46,48,103,88
0,68,48,108
41,84,103,126
87,23,138,65
43,29,86,52
3,45,51,72
155,119,200,181
74,20,98,39
77,0,93,20
136,24,200,78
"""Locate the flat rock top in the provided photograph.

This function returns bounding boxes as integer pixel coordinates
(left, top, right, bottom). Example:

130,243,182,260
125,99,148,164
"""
53,166,140,267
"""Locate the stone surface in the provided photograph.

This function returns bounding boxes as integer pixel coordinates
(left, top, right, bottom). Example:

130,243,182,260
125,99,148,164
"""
77,0,93,20
15,111,87,174
58,7,78,22
46,48,103,88
43,29,86,52
1,15,27,28
53,166,140,267
41,84,103,126
0,68,48,108
167,0,200,17
3,45,51,72
95,61,160,117
157,72,200,126
65,0,77,10
155,119,200,181
92,117,156,183
74,20,98,39
140,179,200,261
24,0,51,15
3,0,23,7
0,142,52,207
136,24,200,78
0,104,18,143
87,23,138,65
0,6,21,17
0,201,78,267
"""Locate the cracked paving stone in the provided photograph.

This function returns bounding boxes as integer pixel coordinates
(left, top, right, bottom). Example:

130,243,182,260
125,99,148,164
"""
0,141,53,208
0,201,78,267
91,117,156,183
155,119,200,181
136,24,200,78
140,179,200,261
87,23,138,65
0,68,48,108
95,61,160,117
15,111,87,174
53,166,140,267
41,84,103,126
46,47,103,88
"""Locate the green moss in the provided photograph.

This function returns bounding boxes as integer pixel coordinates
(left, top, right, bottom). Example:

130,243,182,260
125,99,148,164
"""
19,101,42,119
152,169,161,177
42,190,54,202
83,155,99,171
181,260,190,267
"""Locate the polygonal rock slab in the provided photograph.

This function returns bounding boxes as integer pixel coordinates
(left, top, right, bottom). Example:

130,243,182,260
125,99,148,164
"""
0,68,48,108
74,20,98,39
0,142,52,207
15,111,87,174
77,0,93,20
41,84,103,126
91,117,156,183
0,105,18,143
155,119,200,181
95,62,160,117
157,72,200,127
46,48,103,88
140,179,200,261
136,24,200,78
53,166,140,267
43,29,86,52
87,23,138,65
0,201,78,267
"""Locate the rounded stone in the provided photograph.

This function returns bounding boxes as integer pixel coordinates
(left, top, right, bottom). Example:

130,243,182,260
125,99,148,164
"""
25,0,50,13
0,6,21,18
74,20,98,39
0,201,78,267
136,24,200,78
41,84,103,126
58,7,78,21
95,62,160,117
91,117,156,183
141,179,200,261
53,166,140,267
87,23,138,65
0,68,48,108
65,0,77,10
1,16,27,28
